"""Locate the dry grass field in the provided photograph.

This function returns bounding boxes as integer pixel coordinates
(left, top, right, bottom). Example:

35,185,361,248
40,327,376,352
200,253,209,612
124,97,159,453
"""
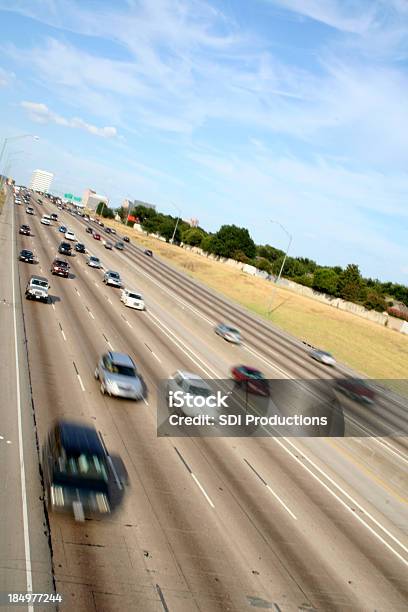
102,218,408,379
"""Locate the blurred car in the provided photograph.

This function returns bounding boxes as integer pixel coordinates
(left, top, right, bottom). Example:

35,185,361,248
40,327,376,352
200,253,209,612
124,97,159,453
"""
86,226,93,234
103,270,122,287
19,249,34,263
58,242,72,256
167,371,214,417
214,323,241,344
144,249,153,257
336,379,376,404
19,224,31,236
42,420,112,520
58,225,67,233
310,349,336,366
105,227,112,234
75,242,86,253
40,215,52,225
104,241,113,250
231,365,269,396
26,206,34,215
51,258,69,278
87,255,102,268
122,236,130,243
110,227,116,235
121,289,145,310
94,351,143,400
93,232,101,240
65,230,76,241
50,213,58,221
115,241,124,250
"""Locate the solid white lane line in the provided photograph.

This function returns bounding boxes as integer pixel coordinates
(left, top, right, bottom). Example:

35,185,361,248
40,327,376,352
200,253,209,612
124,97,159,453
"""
88,310,95,320
191,473,215,508
152,352,161,363
107,298,112,304
52,304,55,311
77,375,85,392
11,201,34,609
126,320,132,328
75,288,81,297
266,485,297,520
274,436,408,566
142,397,149,406
61,330,67,342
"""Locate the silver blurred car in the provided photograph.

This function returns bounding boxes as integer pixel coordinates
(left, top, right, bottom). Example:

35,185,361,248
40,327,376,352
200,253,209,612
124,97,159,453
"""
94,352,143,400
87,255,102,268
310,349,336,366
214,323,242,344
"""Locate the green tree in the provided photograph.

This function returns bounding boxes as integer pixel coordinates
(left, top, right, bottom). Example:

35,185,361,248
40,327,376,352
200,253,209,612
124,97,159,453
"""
255,257,272,274
312,267,340,295
201,235,215,253
96,201,107,215
364,291,387,312
211,225,256,259
182,228,206,246
158,218,180,242
337,264,367,302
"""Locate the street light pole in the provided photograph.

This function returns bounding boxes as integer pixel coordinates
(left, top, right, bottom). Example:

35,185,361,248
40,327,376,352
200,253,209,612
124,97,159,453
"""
268,220,292,314
170,202,182,244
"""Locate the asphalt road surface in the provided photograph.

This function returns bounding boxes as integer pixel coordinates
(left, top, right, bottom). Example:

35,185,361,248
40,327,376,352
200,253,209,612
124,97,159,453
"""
1,187,407,611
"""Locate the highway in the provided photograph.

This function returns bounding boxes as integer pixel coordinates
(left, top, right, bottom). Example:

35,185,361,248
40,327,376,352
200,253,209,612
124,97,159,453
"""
2,187,407,611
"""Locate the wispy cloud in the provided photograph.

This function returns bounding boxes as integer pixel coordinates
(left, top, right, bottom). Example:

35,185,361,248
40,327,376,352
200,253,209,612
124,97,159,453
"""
21,101,117,138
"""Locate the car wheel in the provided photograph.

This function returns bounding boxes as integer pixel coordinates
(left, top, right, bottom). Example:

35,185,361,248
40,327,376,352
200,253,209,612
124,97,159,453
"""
94,368,99,380
100,382,106,395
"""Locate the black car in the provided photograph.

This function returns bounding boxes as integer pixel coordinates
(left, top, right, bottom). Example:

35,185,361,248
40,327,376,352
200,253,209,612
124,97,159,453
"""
19,249,34,263
75,242,86,253
19,224,31,236
59,242,72,256
144,249,153,257
86,227,93,234
105,227,112,234
122,236,130,243
42,420,118,520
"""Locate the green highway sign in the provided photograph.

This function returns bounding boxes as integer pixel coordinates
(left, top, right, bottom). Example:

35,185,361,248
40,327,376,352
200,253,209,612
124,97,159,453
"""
64,193,73,199
73,196,81,202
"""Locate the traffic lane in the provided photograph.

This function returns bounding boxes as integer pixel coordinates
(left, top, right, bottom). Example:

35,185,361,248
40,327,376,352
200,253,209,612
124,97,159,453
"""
0,194,55,606
31,205,408,538
39,208,408,600
306,437,408,533
32,214,408,610
230,436,408,610
23,206,408,526
19,212,300,610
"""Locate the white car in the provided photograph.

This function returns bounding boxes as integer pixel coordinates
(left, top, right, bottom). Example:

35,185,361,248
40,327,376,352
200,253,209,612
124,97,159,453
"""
310,349,336,366
65,230,76,241
121,289,145,310
40,215,52,225
87,256,102,268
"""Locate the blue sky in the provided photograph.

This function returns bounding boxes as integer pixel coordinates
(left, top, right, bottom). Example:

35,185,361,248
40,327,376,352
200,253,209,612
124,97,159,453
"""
0,0,407,282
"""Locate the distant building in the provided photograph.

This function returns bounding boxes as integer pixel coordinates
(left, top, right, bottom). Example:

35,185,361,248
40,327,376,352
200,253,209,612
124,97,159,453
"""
184,217,199,227
133,199,156,211
82,188,109,212
121,198,131,210
30,169,53,193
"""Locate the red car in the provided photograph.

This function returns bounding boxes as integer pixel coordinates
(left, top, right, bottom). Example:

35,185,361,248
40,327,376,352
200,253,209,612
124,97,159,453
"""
93,232,101,240
51,258,69,278
231,365,269,396
336,379,375,404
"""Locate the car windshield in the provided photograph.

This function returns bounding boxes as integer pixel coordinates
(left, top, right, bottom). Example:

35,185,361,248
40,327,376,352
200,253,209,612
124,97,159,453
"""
55,261,68,267
90,257,99,262
128,293,142,300
226,327,240,335
111,363,136,377
109,272,120,279
56,452,108,481
241,367,263,378
22,250,32,256
32,279,48,288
